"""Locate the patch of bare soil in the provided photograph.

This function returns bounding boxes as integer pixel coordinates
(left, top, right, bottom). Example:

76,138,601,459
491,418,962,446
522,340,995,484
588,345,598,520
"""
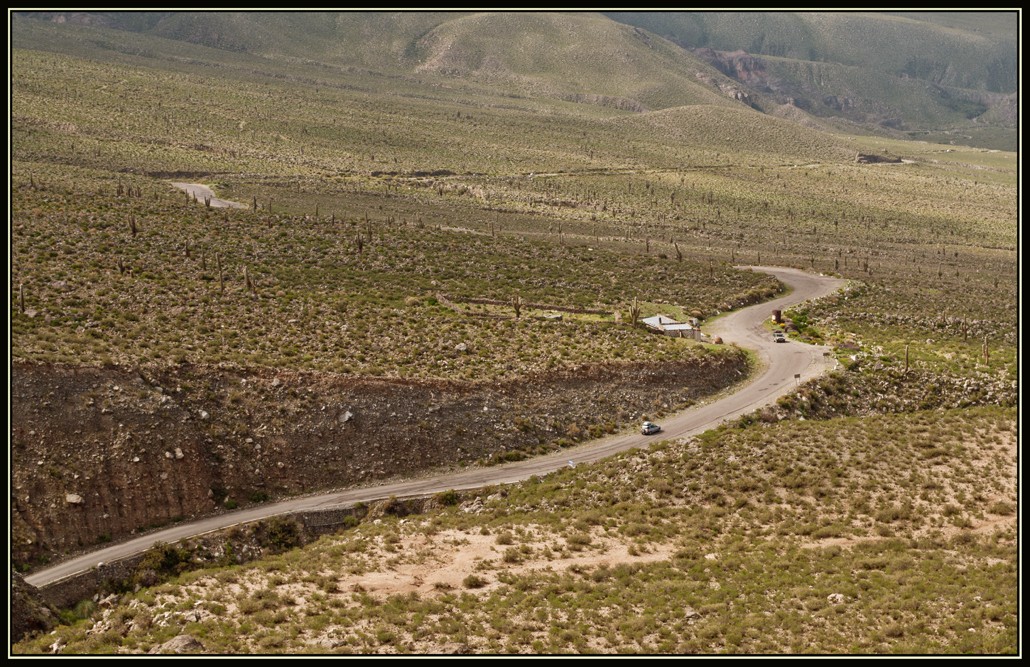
327,528,675,600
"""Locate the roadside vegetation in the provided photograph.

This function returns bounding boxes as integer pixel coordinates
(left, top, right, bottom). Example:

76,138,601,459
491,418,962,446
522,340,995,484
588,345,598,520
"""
17,406,1016,654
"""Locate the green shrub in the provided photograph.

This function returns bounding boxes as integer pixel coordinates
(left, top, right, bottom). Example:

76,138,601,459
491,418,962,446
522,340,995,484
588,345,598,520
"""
463,574,488,589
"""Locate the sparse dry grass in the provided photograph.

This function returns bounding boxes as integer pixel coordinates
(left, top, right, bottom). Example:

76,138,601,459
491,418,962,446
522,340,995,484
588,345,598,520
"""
9,17,1017,656
17,407,1015,654
10,162,774,380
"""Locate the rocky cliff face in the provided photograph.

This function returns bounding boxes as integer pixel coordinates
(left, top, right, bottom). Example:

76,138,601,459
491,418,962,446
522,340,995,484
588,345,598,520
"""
12,353,747,568
694,48,769,88
11,571,57,644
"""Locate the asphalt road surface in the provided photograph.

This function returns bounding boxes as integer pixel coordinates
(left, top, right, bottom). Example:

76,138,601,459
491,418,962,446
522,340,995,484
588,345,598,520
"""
25,266,845,588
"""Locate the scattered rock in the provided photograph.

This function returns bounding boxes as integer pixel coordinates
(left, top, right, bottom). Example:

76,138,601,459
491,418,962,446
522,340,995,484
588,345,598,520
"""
827,593,846,605
198,410,209,420
98,593,119,608
340,410,354,424
174,447,184,460
148,634,205,655
65,493,84,505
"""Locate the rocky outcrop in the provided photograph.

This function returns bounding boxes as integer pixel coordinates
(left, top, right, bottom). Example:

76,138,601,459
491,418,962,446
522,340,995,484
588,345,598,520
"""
12,353,748,567
695,72,755,106
758,366,1016,423
855,152,903,164
694,48,768,87
11,571,57,644
149,635,205,654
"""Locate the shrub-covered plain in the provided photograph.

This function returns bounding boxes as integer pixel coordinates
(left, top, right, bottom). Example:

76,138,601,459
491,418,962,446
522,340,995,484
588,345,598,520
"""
16,407,1015,654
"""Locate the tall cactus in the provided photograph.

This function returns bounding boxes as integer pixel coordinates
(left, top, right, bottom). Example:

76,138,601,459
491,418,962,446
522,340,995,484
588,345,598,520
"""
511,294,524,319
629,298,641,327
244,265,257,297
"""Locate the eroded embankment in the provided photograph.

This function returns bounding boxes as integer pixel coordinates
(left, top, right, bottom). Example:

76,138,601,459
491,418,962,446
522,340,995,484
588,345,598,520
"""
12,351,747,568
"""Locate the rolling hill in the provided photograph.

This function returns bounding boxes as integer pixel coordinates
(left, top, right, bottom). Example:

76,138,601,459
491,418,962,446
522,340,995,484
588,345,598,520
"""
606,11,1017,148
17,11,1016,148
14,11,750,114
604,104,855,162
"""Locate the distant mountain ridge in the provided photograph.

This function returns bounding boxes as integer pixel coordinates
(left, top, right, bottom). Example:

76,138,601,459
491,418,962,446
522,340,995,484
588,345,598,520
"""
605,11,1016,146
14,10,1017,149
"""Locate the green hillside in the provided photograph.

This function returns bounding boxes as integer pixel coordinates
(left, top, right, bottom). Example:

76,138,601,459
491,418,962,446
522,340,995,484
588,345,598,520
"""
14,11,746,113
18,11,1016,148
605,105,855,162
607,11,1016,92
147,11,465,71
605,11,1017,148
405,12,739,110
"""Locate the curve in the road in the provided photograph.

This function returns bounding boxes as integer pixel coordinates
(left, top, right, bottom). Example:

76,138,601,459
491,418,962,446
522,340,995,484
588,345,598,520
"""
26,266,845,588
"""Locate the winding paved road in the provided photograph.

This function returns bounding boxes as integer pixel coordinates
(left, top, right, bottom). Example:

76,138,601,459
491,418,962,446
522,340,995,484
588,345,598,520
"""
26,266,844,588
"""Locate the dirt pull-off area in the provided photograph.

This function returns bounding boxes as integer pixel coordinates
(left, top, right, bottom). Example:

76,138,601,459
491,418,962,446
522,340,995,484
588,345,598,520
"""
170,183,247,208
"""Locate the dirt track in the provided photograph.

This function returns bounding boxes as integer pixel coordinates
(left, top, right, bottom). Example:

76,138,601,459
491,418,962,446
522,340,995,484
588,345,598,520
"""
170,182,247,208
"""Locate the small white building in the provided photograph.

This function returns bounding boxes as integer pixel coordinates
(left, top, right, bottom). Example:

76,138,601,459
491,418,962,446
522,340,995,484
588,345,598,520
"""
641,314,703,340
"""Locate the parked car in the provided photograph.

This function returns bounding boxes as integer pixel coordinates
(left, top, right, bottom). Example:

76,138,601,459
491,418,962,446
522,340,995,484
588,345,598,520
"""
641,421,662,435
773,331,787,343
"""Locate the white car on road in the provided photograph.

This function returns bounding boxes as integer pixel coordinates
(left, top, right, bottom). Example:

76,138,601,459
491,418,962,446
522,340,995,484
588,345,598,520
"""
641,421,662,435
